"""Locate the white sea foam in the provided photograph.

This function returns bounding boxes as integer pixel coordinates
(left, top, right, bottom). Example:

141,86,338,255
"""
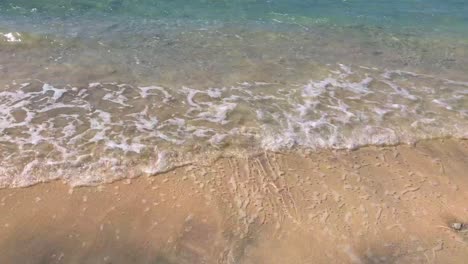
197,102,237,124
0,64,467,187
139,86,172,102
1,32,22,42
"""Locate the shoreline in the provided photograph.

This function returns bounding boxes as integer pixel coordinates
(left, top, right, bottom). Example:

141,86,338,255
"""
2,137,467,189
1,138,467,263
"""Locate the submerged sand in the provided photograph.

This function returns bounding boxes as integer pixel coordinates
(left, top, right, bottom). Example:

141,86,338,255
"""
0,139,467,263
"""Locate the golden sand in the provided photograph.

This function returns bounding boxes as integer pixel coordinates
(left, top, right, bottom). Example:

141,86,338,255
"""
0,139,467,263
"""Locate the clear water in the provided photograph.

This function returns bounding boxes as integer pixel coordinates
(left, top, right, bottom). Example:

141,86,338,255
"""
0,0,467,187
2,0,468,31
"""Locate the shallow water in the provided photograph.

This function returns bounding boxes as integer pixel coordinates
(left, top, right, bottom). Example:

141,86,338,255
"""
0,1,467,187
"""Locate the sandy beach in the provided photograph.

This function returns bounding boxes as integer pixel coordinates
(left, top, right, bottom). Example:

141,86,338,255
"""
2,2,468,263
0,139,467,263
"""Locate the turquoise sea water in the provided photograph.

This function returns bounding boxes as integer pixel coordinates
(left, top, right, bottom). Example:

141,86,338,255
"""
0,1,467,186
2,0,468,32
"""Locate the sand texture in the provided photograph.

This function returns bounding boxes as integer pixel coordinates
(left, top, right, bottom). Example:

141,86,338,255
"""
0,139,467,263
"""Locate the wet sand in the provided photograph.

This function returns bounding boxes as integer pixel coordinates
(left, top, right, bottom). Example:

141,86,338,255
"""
0,139,467,263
